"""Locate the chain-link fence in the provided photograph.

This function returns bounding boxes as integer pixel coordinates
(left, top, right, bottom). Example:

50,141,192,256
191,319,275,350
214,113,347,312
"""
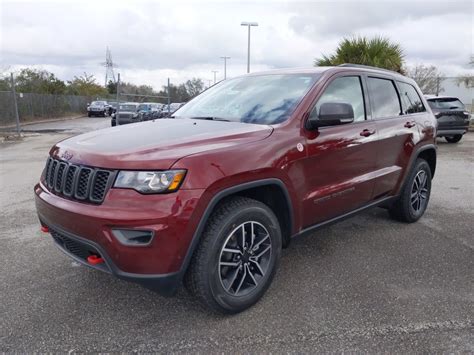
0,91,94,128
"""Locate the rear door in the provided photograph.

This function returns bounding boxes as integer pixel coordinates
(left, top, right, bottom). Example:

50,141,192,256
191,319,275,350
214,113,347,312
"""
367,76,420,198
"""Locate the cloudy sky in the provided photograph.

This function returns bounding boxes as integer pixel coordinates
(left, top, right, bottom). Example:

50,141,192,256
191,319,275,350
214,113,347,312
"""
1,0,473,90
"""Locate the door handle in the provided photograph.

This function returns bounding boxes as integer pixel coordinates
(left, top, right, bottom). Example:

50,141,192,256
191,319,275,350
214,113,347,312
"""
404,121,416,128
360,129,376,137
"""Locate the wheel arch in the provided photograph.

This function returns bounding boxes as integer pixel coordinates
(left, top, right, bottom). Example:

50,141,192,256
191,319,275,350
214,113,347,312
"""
416,144,437,178
179,178,294,280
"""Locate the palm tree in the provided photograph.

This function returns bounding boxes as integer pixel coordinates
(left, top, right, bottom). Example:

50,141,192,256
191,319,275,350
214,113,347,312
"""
315,36,405,73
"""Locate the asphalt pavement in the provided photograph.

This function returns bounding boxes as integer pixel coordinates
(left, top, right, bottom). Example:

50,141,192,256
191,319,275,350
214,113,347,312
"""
0,120,473,352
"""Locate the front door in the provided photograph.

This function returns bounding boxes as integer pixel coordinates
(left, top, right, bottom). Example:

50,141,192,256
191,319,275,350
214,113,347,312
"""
301,75,378,228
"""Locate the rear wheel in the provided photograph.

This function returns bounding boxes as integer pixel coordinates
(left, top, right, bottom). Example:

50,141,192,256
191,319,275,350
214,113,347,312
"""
389,158,432,223
184,196,281,314
87,112,91,117
445,135,462,143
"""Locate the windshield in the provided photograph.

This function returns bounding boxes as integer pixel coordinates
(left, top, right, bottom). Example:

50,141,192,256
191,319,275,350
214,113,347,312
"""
119,104,138,111
138,104,150,111
427,98,465,110
174,74,320,124
91,101,106,106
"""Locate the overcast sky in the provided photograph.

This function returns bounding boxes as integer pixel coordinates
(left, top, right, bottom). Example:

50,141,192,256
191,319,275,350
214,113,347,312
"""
1,0,473,89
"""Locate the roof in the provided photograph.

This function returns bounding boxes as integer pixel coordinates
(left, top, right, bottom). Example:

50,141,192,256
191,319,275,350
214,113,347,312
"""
245,64,408,80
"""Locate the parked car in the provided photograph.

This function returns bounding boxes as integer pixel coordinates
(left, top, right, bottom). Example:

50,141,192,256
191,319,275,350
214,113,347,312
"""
424,95,470,143
35,64,437,314
138,102,162,121
115,102,141,126
161,102,185,117
87,101,108,117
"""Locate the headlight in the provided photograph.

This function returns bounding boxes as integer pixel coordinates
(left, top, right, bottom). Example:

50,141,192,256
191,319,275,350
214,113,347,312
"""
114,170,186,193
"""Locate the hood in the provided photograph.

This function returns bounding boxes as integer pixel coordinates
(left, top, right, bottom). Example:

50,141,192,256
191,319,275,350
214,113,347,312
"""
51,119,273,169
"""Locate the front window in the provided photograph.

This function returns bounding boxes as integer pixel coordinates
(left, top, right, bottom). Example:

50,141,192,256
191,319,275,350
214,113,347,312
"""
91,101,106,106
311,76,366,122
427,98,465,110
174,74,320,125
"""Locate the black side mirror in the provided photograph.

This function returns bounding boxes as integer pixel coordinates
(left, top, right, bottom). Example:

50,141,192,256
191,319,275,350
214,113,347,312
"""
306,102,354,129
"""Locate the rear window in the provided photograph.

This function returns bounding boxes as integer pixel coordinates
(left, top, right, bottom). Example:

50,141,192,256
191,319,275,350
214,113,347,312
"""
427,98,464,110
397,82,426,114
367,77,401,119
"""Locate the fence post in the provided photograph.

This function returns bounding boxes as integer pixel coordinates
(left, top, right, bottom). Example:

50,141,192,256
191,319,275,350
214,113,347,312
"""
10,73,21,136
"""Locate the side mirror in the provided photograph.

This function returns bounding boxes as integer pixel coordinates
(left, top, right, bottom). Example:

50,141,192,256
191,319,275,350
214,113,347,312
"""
306,102,354,129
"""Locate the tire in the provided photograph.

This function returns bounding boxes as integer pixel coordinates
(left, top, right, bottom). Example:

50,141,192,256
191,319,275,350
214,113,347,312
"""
184,196,282,314
111,120,116,127
445,135,462,143
87,112,91,117
389,158,432,223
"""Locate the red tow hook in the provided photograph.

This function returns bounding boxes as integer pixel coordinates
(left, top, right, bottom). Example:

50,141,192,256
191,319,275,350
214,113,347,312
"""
87,255,104,265
40,226,49,233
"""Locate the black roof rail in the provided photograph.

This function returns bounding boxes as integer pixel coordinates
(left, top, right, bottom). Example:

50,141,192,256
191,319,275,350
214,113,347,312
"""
338,63,401,75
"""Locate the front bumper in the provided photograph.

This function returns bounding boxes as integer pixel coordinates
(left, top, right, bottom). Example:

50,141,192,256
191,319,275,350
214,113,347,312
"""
35,182,205,295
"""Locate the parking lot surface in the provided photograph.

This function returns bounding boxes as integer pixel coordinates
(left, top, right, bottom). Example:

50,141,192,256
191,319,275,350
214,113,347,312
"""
1,123,473,352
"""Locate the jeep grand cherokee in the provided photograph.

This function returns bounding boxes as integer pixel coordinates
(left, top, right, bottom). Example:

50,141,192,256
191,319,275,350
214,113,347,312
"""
35,64,437,314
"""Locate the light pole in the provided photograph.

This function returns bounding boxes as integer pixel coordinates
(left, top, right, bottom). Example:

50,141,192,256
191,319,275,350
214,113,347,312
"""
220,56,231,79
211,70,218,84
241,21,258,73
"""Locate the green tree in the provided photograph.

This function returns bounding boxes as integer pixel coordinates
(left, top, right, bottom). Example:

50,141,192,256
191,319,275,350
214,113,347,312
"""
66,73,107,97
107,80,117,94
14,68,66,94
315,36,405,73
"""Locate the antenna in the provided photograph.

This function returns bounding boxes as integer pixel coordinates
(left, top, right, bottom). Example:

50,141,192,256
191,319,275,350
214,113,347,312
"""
101,47,117,86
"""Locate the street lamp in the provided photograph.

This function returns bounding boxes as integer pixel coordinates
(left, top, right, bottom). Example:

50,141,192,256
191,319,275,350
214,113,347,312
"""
211,70,219,84
220,56,231,79
241,21,258,73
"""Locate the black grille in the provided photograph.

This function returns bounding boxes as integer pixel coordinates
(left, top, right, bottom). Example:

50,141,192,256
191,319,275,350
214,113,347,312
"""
43,157,115,204
50,229,93,260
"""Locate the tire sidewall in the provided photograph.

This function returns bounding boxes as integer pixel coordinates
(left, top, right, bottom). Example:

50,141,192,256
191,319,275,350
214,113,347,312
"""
406,160,432,221
205,205,281,313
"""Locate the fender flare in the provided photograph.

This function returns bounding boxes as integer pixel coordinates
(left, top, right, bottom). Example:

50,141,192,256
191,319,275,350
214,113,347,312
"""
177,178,293,279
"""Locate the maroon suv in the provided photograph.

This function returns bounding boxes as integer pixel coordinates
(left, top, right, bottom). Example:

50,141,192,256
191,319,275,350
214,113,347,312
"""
35,64,437,313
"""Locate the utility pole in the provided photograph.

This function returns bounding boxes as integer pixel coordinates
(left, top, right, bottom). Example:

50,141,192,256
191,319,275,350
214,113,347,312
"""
167,78,171,114
241,22,258,73
207,79,212,88
212,70,218,84
115,73,120,103
10,73,21,136
220,56,231,79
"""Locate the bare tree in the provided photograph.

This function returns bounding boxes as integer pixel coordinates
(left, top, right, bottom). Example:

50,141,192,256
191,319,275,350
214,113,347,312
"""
456,56,474,89
406,64,444,95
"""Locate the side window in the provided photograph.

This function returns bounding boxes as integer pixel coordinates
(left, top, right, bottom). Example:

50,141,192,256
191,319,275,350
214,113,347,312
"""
311,76,366,122
397,82,426,114
367,77,401,119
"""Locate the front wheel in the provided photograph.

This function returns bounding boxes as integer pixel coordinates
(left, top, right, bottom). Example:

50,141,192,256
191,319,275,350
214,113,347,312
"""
389,158,432,223
184,196,282,314
445,135,462,143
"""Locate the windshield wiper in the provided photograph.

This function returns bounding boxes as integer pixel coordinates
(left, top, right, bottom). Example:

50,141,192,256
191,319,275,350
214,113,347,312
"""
189,116,231,122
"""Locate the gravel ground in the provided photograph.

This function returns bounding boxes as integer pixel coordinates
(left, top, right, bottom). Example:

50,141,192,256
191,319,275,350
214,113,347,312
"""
0,121,473,352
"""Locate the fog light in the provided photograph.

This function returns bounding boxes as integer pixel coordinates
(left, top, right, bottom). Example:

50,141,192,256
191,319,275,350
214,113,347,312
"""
111,229,154,246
